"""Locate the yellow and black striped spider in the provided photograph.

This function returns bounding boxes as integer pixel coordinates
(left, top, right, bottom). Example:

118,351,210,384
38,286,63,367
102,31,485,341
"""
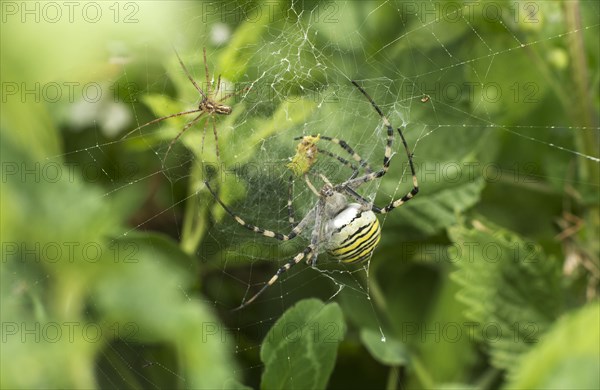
205,81,419,310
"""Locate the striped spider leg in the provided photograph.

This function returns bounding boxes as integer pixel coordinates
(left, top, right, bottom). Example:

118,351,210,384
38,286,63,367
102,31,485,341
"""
338,81,419,213
204,179,319,309
206,81,419,310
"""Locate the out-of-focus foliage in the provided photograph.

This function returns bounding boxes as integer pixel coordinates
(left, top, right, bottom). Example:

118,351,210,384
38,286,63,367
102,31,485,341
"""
506,301,600,389
1,137,237,388
450,218,564,370
2,1,598,389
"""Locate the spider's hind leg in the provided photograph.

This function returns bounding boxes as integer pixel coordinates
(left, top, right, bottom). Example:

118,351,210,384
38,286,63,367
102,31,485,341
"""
233,245,316,311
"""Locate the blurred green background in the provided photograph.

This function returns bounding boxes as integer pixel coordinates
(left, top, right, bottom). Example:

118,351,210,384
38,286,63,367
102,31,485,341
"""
1,1,599,389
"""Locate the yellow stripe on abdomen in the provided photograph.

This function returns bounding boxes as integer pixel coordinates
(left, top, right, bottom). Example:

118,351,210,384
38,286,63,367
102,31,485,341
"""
329,217,381,263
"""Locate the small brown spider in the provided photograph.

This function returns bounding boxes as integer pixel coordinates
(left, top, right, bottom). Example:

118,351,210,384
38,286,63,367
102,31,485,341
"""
125,47,247,165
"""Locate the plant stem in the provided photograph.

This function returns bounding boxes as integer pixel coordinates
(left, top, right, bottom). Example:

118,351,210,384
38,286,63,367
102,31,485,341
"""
386,366,400,390
411,355,435,389
564,0,600,184
181,205,208,256
180,163,209,255
564,0,600,270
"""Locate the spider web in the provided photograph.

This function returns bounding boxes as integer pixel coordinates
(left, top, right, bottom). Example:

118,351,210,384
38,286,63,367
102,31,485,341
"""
4,0,599,388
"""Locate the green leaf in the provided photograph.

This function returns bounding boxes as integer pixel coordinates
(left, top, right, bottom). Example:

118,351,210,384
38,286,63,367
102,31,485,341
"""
1,138,122,388
391,5,470,55
223,378,253,390
465,28,550,123
449,218,564,371
506,302,600,390
217,2,282,81
245,98,317,159
0,95,61,160
416,270,478,385
381,176,485,240
313,2,375,51
0,138,237,389
412,176,484,236
93,232,238,389
360,329,409,366
261,299,346,390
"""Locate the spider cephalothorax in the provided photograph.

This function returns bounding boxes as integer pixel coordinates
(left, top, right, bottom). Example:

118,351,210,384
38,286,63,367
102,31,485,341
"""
206,81,419,310
200,98,232,115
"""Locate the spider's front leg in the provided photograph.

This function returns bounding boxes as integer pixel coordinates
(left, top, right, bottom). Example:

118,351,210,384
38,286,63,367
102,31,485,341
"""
341,180,419,214
205,180,314,241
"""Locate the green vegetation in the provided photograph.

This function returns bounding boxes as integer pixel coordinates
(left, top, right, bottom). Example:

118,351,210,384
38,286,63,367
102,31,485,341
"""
2,1,598,389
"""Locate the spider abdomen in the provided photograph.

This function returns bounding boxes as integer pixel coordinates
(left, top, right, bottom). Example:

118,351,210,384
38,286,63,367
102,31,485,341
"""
325,203,381,263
